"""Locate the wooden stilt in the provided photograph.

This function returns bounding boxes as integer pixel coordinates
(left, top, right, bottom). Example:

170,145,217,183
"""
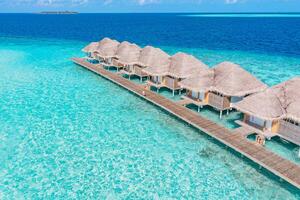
198,106,200,112
227,109,229,115
173,90,175,97
220,110,223,119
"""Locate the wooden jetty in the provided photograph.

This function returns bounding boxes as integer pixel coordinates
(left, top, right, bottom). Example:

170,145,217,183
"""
72,58,300,189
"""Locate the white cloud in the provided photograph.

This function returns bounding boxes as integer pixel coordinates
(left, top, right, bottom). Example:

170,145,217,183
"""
135,0,159,6
102,0,159,6
103,0,112,5
37,0,54,6
137,0,159,5
225,0,239,4
72,0,88,5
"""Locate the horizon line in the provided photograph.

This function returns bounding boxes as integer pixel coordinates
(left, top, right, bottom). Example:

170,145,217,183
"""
1,11,300,14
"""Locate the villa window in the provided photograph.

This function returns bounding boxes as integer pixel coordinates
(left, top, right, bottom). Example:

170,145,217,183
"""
158,76,162,83
151,76,157,83
265,120,272,131
199,92,205,100
152,76,162,84
249,116,265,127
129,65,134,72
192,91,198,99
107,58,112,65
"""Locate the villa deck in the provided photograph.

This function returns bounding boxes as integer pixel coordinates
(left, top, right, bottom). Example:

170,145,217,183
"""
232,126,254,137
72,58,300,189
236,120,278,139
176,99,194,106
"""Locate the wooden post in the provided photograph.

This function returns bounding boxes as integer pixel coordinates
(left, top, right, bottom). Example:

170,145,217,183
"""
173,78,175,96
140,76,142,82
227,109,229,115
179,89,182,95
220,110,223,119
198,106,200,112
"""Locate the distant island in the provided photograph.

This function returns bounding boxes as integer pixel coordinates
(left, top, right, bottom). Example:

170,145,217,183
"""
39,11,78,15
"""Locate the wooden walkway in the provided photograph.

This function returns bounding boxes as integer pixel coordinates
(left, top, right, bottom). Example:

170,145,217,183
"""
72,58,300,189
232,126,254,137
177,99,194,106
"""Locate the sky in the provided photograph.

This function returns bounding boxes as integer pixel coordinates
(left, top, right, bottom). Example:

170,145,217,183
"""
0,0,300,13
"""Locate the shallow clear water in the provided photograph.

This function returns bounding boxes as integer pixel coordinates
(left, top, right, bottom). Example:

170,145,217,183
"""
1,12,300,199
0,37,300,199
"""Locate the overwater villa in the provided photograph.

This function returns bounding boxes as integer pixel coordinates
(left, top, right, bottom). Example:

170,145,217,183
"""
94,37,120,66
143,52,209,96
120,46,170,81
179,62,267,118
113,41,141,72
233,77,300,146
82,42,99,62
73,51,300,189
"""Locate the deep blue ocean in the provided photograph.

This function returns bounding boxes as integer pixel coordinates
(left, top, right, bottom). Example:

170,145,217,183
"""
0,14,300,199
0,13,300,57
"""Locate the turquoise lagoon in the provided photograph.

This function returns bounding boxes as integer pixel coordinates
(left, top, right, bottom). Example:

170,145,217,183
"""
0,37,300,199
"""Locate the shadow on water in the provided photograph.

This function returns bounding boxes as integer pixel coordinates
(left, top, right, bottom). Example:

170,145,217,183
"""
186,104,242,129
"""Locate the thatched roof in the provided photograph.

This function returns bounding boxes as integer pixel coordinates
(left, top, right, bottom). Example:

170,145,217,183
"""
82,42,99,53
179,71,214,92
168,53,209,78
143,52,208,78
115,41,141,65
94,37,120,58
137,46,170,71
234,77,300,122
179,61,267,97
